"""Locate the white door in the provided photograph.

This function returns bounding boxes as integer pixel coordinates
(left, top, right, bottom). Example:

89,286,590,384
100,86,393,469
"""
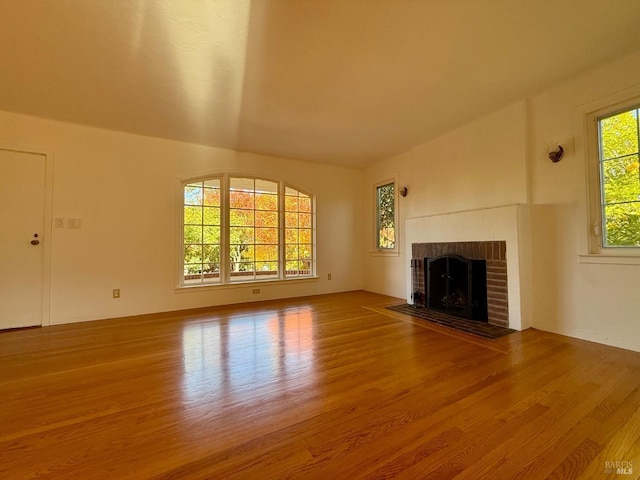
0,149,46,329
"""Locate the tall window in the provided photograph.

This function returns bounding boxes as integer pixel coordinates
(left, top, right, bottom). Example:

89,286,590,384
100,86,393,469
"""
597,105,640,247
181,175,314,286
376,181,396,250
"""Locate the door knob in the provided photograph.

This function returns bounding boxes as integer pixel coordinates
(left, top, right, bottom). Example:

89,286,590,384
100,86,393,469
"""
31,239,40,245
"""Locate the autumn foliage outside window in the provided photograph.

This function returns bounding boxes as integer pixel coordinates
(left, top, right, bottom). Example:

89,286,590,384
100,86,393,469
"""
182,176,314,285
376,182,396,250
598,106,640,247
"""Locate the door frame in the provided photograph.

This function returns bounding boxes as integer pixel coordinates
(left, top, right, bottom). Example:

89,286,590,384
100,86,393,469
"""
0,142,54,327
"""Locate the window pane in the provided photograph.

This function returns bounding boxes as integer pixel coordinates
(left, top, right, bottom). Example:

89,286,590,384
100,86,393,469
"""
256,192,278,211
285,212,298,227
184,225,202,244
230,209,253,226
203,187,220,206
299,213,312,228
202,244,220,263
184,206,202,225
203,207,220,225
203,226,220,244
230,190,254,209
230,227,254,243
300,228,312,243
299,196,311,212
285,195,299,211
255,211,278,227
285,228,299,244
255,179,278,194
600,109,639,160
602,155,640,204
184,185,203,205
184,244,202,263
256,227,278,244
256,244,278,261
604,203,640,247
286,245,299,260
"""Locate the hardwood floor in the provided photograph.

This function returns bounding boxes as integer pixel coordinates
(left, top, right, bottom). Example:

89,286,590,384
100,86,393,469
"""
1,290,639,479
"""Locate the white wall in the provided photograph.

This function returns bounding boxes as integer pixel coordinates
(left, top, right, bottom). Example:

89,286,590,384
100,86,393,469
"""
363,50,640,352
0,110,363,325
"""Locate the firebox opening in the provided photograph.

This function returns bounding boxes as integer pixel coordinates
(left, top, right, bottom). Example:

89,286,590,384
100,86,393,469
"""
425,254,488,322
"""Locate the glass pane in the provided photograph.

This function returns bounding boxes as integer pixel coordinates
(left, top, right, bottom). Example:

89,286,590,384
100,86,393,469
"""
255,211,278,227
299,213,312,228
184,185,203,206
230,244,255,262
299,196,311,213
184,225,201,244
256,261,278,273
600,109,639,160
204,178,220,189
230,177,254,192
256,193,278,211
255,179,278,194
285,228,299,244
379,227,395,249
230,226,254,244
604,202,640,247
285,195,299,212
299,244,312,260
286,260,301,271
230,190,254,209
256,227,278,244
203,226,220,244
230,262,255,273
256,244,278,262
602,155,640,204
184,206,202,225
203,187,220,206
202,244,220,263
184,244,202,263
203,207,221,225
230,209,253,226
286,245,299,260
300,228,312,243
285,212,298,227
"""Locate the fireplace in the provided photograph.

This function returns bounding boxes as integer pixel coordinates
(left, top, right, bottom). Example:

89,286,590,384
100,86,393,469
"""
412,241,508,327
425,254,487,321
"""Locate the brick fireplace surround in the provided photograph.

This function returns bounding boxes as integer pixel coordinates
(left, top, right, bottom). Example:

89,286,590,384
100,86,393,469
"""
412,241,508,327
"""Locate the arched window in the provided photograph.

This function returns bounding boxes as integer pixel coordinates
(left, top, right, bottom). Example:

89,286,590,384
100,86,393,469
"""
181,175,314,286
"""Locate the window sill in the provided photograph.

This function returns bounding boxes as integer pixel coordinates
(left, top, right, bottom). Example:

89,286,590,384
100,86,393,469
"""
578,254,640,265
175,275,320,292
369,250,400,257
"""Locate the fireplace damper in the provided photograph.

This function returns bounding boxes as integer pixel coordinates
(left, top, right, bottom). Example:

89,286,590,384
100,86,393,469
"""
425,254,488,322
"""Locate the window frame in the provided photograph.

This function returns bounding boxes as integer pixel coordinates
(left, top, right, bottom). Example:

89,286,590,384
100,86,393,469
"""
586,97,640,256
177,174,316,288
373,177,399,254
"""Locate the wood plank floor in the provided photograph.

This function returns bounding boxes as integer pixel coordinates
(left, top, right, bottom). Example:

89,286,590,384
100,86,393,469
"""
1,290,639,479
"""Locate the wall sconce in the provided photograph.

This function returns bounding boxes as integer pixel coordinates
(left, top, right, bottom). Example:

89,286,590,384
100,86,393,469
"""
548,144,564,163
400,186,408,197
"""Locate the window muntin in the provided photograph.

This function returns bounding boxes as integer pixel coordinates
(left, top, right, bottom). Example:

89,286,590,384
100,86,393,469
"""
597,106,640,247
376,182,396,250
181,176,314,286
183,178,222,285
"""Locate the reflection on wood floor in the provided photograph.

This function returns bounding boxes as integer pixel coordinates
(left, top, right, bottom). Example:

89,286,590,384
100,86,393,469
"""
1,290,639,479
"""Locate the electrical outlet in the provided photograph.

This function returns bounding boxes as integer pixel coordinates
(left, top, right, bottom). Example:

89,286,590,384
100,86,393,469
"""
252,288,260,294
54,217,65,228
328,273,332,280
112,288,120,298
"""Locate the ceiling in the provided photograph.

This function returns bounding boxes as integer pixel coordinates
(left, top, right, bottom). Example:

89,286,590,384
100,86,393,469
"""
1,1,640,168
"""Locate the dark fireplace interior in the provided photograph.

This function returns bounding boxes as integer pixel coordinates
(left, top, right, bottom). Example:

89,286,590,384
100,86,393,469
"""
425,255,487,322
